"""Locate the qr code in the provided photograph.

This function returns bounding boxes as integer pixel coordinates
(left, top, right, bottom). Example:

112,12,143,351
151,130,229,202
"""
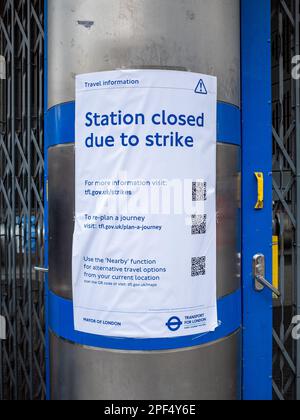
191,215,207,235
191,257,206,277
192,182,207,201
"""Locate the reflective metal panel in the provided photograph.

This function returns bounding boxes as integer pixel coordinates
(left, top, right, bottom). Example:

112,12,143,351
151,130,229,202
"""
47,0,240,108
48,143,240,299
48,145,75,299
50,330,241,400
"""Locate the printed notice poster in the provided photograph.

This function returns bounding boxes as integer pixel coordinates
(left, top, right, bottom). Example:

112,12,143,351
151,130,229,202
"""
73,70,218,339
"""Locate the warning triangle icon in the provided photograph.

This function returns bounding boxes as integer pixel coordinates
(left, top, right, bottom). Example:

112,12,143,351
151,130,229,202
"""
195,79,208,95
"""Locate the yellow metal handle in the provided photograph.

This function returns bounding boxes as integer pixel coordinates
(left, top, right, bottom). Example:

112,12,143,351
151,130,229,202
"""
272,236,279,299
254,172,264,209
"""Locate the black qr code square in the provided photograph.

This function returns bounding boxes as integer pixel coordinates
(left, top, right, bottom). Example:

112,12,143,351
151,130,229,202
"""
191,215,207,235
191,257,206,277
192,182,207,201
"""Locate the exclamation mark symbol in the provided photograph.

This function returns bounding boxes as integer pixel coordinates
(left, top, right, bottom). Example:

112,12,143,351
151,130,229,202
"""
195,79,208,95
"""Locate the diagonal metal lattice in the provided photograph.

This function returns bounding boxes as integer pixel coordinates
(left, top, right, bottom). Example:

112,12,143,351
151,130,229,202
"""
0,0,45,400
272,0,300,401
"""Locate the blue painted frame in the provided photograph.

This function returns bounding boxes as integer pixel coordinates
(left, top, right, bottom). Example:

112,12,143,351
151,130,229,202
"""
241,0,273,400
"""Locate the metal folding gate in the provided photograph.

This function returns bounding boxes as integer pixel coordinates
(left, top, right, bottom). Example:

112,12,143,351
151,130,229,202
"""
272,0,300,401
0,0,300,401
0,0,45,400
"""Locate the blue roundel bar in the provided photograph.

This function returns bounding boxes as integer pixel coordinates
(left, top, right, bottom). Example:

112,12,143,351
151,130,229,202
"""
45,101,241,149
49,289,241,351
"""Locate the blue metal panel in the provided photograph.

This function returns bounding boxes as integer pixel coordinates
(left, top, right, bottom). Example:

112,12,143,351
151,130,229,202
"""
46,101,241,149
48,290,241,352
241,0,273,400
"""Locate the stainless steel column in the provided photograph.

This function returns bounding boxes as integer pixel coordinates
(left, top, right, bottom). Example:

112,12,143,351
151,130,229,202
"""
47,0,241,400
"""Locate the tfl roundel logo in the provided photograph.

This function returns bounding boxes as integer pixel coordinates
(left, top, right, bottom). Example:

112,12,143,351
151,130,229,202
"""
166,317,183,332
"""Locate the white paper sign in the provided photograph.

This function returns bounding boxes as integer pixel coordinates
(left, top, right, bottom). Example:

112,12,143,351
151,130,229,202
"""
73,70,218,339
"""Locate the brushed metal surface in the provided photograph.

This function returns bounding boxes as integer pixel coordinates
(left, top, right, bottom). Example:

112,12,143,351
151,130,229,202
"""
50,330,241,400
216,144,241,296
47,0,240,108
48,143,240,299
48,145,75,299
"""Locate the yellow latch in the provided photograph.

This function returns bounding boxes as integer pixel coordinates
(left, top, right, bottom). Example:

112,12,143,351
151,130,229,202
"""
272,235,279,299
254,172,264,209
